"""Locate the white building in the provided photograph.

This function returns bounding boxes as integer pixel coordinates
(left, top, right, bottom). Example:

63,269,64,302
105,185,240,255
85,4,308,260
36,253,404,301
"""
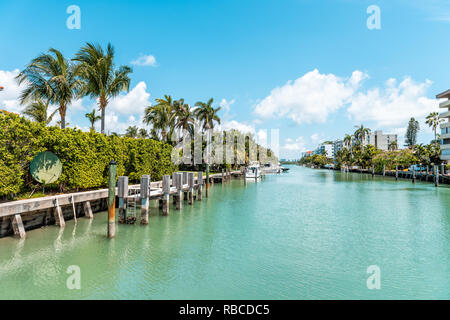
315,143,333,158
332,139,344,158
352,130,397,151
437,89,450,162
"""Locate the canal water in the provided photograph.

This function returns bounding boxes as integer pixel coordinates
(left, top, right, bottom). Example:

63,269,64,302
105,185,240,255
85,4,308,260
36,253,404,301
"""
0,166,449,299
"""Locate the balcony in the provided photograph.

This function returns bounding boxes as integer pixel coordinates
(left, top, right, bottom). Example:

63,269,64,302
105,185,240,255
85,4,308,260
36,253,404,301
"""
439,99,450,108
440,110,450,118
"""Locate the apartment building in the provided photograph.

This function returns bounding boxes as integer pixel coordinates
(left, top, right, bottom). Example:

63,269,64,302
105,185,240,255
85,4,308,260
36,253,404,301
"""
436,89,450,162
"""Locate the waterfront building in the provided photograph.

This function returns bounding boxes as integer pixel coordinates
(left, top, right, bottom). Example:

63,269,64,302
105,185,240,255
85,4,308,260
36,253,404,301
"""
332,139,344,159
315,143,333,158
436,89,450,162
352,130,397,151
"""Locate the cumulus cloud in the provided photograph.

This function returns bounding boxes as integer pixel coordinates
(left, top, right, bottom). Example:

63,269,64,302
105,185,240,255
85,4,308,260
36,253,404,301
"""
219,98,235,113
280,136,306,159
220,120,255,134
347,77,438,128
0,69,25,113
108,81,151,115
131,55,157,67
254,69,367,124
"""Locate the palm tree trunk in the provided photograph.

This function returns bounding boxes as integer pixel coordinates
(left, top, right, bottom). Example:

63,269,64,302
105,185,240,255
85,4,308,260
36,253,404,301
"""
101,107,106,134
59,104,66,129
100,96,107,134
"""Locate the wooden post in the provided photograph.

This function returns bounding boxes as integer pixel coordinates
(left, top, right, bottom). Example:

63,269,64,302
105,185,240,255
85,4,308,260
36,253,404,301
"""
107,160,117,238
435,165,439,187
140,175,150,225
11,214,26,239
197,171,203,201
118,176,128,224
162,175,170,215
176,173,183,210
382,164,386,176
183,172,188,200
83,201,94,219
412,167,416,183
371,166,375,177
53,198,65,227
172,173,177,204
188,172,195,205
206,164,210,197
395,165,398,181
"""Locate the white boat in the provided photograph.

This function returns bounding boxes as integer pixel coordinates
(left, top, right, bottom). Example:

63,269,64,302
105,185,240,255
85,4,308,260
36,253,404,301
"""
245,162,261,180
262,162,281,174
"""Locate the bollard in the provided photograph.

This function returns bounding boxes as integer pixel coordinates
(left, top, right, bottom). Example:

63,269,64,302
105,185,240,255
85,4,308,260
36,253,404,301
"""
176,173,183,210
206,164,210,197
162,175,170,215
188,172,195,205
107,160,117,238
395,165,398,181
435,165,439,187
118,176,128,224
140,175,150,225
197,171,203,201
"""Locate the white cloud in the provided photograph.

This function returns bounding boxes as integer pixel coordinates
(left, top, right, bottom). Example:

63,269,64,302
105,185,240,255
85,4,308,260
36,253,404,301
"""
0,69,25,113
254,69,367,124
280,136,306,159
108,81,151,115
347,77,438,128
219,98,235,113
131,55,157,67
220,120,255,134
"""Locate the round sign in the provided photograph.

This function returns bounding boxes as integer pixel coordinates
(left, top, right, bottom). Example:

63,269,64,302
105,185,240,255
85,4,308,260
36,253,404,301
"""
30,151,62,184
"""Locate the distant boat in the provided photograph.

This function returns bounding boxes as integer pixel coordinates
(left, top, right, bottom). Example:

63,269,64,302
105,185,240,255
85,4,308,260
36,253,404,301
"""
262,162,281,174
245,162,261,180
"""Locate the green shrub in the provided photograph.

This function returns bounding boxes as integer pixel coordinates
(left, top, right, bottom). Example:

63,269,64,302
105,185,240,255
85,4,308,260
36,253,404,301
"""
0,112,177,197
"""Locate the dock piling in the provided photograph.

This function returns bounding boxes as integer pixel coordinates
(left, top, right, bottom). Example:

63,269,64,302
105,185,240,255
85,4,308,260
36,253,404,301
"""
83,201,94,219
118,176,128,224
188,173,195,205
162,175,170,215
383,164,386,176
11,214,26,239
412,167,416,183
197,171,203,201
176,173,183,210
435,165,439,187
395,165,398,181
107,160,117,238
53,198,65,227
206,164,210,197
140,175,150,225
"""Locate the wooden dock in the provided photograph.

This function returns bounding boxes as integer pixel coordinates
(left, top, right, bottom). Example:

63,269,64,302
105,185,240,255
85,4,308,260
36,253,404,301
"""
0,170,243,239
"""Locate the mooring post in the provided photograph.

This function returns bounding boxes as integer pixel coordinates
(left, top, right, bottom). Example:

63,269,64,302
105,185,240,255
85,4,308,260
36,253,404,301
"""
183,172,188,200
197,171,203,201
221,168,225,183
140,175,150,225
412,167,416,183
11,214,26,239
395,165,398,181
206,164,210,197
188,173,195,205
118,176,128,224
83,201,94,219
371,166,375,177
162,175,170,215
435,165,439,187
172,173,177,204
107,160,117,238
175,173,183,210
382,164,386,176
53,198,65,227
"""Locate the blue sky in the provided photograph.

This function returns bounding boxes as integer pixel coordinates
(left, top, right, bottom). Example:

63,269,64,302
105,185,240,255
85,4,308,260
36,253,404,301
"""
1,0,449,158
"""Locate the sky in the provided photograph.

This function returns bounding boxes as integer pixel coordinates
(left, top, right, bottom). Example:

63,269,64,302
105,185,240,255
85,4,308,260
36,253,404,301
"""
1,0,450,159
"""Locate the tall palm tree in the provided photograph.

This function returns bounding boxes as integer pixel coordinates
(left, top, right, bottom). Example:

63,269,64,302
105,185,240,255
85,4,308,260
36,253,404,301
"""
143,95,174,141
194,98,221,132
388,140,398,151
425,112,444,144
354,124,371,146
173,99,195,141
74,42,132,134
125,125,138,138
23,99,58,125
16,48,81,128
85,108,101,131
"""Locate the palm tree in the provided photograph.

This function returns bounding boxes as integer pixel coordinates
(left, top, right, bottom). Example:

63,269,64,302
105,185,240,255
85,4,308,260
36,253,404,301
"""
425,112,444,144
143,95,174,142
194,98,221,132
16,48,81,128
74,42,132,134
85,109,101,131
388,140,398,151
354,124,371,146
125,125,138,138
23,99,58,125
173,99,195,141
138,128,148,139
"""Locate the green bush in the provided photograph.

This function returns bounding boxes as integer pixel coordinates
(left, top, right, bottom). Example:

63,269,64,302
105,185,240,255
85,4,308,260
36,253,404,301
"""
0,112,177,197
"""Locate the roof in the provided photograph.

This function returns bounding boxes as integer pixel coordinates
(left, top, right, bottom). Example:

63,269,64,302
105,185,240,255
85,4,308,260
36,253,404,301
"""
436,89,450,99
0,86,4,91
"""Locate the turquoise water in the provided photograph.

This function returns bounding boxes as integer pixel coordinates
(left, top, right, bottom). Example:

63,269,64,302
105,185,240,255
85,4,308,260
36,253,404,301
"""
0,165,450,299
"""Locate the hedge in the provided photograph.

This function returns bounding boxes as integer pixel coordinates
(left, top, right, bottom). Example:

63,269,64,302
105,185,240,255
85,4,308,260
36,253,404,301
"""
0,111,177,197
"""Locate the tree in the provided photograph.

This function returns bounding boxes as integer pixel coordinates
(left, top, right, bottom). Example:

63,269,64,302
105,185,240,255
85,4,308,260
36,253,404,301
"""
125,125,138,138
194,98,221,132
23,99,57,125
85,109,101,131
16,48,81,128
388,140,398,151
74,42,132,134
405,117,420,147
425,112,444,144
143,95,174,142
173,99,195,141
138,128,148,139
354,124,371,146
